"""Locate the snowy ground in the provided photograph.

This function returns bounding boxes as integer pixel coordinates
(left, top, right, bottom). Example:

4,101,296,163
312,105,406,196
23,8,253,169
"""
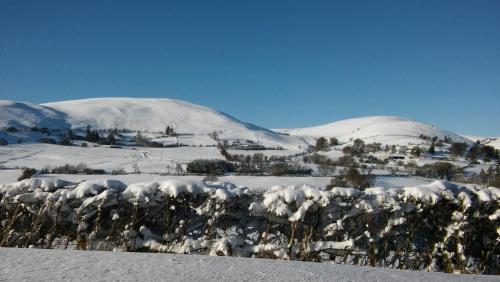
228,149,298,157
0,169,22,184
371,175,431,188
2,172,432,191
0,143,224,173
34,174,332,192
0,248,496,282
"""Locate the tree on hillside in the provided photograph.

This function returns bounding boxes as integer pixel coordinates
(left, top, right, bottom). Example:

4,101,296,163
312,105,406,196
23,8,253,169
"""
344,167,370,189
85,125,100,143
479,169,488,185
135,131,143,143
208,131,219,141
86,125,92,139
466,143,480,162
411,146,422,157
352,139,365,156
315,137,328,151
434,162,455,180
449,142,467,157
58,137,72,146
329,137,339,146
165,126,176,136
67,128,75,139
428,142,436,155
342,145,353,156
481,145,498,162
107,133,117,145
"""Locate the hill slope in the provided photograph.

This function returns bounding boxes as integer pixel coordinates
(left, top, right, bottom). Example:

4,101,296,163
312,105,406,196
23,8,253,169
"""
0,98,308,150
0,100,69,129
43,98,262,133
463,135,500,150
277,116,472,145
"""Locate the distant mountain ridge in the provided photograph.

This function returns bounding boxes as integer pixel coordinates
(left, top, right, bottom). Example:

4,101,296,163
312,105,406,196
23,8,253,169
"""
0,98,474,148
0,98,308,150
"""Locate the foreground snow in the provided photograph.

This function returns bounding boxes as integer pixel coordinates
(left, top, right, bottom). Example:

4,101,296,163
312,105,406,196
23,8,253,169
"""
0,248,496,282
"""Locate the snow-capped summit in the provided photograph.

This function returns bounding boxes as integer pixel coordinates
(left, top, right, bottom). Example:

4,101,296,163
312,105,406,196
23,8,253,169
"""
0,98,309,150
0,98,476,148
276,116,472,145
43,97,265,133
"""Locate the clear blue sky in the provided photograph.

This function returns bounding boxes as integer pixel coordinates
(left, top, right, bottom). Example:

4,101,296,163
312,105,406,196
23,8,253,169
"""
1,0,499,135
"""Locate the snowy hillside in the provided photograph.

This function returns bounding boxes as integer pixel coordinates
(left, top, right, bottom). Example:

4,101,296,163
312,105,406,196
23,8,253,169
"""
0,99,487,149
0,98,308,150
463,135,500,150
277,116,472,145
43,98,263,133
0,100,69,129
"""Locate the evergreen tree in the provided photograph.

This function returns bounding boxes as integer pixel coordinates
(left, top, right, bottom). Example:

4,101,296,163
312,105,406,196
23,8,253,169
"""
85,125,92,140
428,142,436,154
466,143,480,162
479,169,488,185
135,131,143,143
67,128,74,139
107,133,117,145
85,125,100,143
449,142,467,157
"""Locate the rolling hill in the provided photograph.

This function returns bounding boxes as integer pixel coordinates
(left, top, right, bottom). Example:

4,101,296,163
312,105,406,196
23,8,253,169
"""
0,99,477,148
0,98,309,150
276,116,472,146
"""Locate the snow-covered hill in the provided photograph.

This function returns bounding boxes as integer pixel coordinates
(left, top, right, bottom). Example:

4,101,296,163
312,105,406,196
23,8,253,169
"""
463,135,500,150
43,98,263,134
0,99,479,149
277,116,472,146
0,100,69,129
0,98,308,150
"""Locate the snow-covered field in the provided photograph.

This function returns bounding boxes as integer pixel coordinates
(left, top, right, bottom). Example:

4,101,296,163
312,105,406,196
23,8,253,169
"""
33,173,331,192
1,248,496,282
0,168,432,192
0,143,224,173
0,169,22,185
33,174,432,191
371,176,431,188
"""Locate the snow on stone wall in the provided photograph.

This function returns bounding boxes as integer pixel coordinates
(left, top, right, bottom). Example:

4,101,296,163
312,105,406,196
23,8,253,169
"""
0,178,498,274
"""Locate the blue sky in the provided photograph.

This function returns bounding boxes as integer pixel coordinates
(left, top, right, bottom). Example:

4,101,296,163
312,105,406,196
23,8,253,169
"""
1,1,499,135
